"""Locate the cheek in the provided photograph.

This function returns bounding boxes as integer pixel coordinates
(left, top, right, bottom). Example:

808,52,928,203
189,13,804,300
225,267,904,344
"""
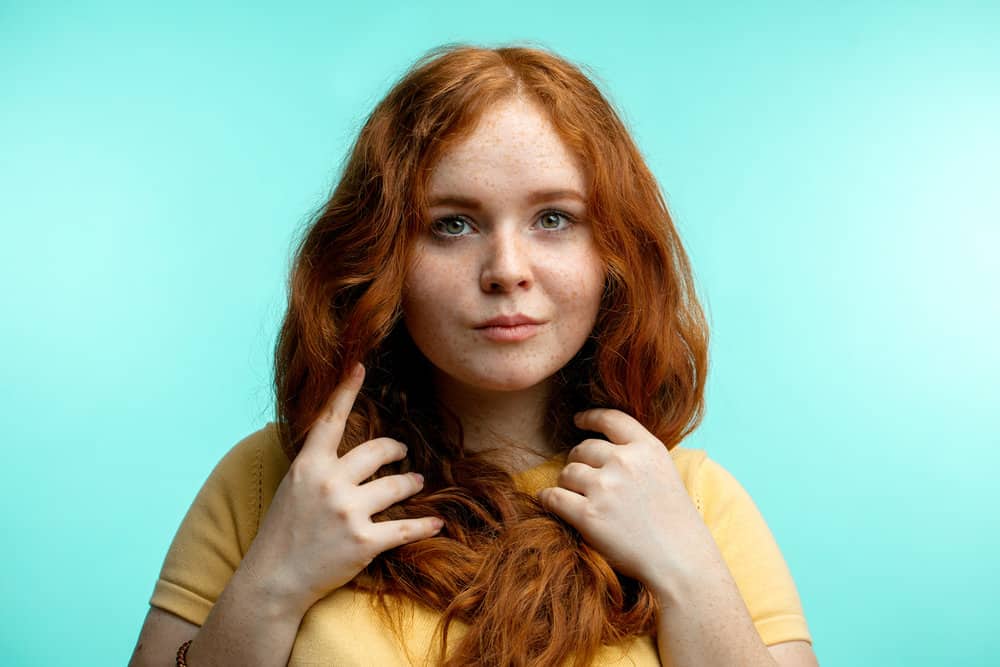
402,255,444,323
560,252,606,315
402,287,442,329
402,271,467,349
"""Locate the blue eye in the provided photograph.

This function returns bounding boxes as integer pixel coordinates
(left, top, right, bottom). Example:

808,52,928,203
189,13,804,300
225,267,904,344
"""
429,210,575,240
430,216,473,237
537,210,573,230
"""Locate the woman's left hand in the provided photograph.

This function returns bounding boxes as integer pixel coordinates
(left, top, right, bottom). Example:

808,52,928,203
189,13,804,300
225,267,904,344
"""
538,408,719,595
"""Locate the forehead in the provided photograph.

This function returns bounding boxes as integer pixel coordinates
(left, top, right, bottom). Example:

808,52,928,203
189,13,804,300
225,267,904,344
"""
426,97,587,197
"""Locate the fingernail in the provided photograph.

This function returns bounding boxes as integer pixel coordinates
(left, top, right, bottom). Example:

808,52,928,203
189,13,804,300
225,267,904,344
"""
412,472,424,483
352,363,365,379
433,518,445,530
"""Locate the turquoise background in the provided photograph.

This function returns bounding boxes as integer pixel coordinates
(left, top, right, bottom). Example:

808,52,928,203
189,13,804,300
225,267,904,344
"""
2,2,997,665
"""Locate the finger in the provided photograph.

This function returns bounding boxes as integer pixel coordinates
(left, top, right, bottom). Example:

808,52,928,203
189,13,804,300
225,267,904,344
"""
357,472,425,515
557,461,599,496
339,437,408,484
573,408,647,445
537,486,587,525
368,516,445,553
301,362,366,458
567,439,616,467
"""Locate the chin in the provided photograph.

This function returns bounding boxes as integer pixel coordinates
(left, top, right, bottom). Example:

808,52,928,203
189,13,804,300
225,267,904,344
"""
452,365,555,393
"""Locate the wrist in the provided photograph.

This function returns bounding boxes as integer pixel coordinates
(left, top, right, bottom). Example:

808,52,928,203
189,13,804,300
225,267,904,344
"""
234,558,318,620
645,561,697,608
643,533,726,608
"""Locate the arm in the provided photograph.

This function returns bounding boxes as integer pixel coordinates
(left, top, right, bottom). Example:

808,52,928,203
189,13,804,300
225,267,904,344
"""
649,538,780,667
538,409,818,667
651,550,818,666
128,563,314,667
128,607,198,667
185,563,309,666
131,365,441,666
652,453,819,667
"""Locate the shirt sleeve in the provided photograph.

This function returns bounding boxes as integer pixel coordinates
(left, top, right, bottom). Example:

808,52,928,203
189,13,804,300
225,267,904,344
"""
695,455,813,646
148,427,269,626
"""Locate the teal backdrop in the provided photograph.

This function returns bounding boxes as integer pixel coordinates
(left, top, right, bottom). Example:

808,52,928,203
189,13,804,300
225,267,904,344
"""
2,2,997,665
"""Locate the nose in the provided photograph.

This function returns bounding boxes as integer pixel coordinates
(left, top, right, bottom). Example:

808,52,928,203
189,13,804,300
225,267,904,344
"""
479,228,533,293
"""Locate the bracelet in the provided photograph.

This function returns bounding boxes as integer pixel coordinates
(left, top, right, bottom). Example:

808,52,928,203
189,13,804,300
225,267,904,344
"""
176,639,192,666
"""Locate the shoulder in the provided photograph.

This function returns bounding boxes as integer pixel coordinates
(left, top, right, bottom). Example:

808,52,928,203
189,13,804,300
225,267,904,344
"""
666,444,709,509
149,423,290,624
232,420,289,489
667,445,756,524
206,422,289,490
191,422,290,539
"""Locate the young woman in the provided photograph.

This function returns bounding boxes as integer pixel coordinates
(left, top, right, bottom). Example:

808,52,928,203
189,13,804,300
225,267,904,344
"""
129,43,818,666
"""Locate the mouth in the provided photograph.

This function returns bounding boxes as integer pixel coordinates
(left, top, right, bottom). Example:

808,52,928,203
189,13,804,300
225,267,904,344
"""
474,314,544,328
475,322,544,342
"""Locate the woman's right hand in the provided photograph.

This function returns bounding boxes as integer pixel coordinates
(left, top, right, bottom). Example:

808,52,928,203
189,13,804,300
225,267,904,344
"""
239,362,443,612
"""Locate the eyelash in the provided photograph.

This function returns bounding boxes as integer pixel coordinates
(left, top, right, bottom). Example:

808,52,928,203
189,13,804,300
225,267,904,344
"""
429,210,576,240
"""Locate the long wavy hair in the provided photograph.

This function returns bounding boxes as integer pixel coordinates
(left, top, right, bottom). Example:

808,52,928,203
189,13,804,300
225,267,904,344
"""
273,42,709,666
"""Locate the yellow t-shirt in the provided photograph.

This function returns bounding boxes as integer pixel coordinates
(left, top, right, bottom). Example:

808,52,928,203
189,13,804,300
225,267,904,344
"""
150,423,812,665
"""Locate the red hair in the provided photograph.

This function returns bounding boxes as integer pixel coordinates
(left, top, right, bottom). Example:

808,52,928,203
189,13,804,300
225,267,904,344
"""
273,42,709,666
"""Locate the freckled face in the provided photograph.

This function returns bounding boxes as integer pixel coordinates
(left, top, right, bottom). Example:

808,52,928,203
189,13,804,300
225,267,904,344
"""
402,96,606,392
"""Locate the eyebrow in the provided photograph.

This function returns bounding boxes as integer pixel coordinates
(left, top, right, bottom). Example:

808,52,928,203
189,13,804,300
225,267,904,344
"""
427,188,586,208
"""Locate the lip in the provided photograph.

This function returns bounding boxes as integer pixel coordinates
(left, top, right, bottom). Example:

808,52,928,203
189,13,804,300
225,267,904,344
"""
474,314,544,328
476,322,544,342
473,314,546,343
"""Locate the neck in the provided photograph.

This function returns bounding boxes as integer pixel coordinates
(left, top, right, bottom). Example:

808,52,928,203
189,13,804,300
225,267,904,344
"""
432,372,559,472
